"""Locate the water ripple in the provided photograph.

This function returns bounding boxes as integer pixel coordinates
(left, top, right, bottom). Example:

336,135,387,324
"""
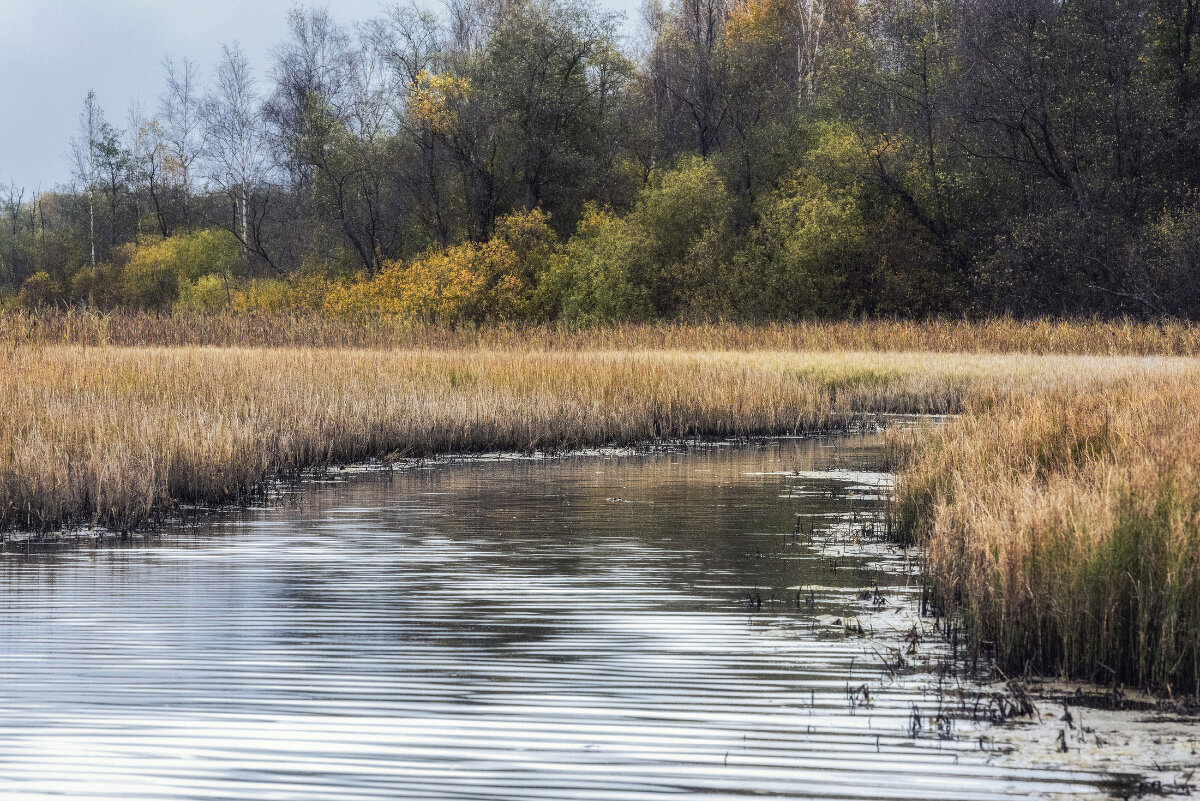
0,438,1124,799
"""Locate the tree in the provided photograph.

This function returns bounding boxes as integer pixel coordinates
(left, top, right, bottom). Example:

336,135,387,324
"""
69,91,104,266
160,57,207,229
204,44,275,271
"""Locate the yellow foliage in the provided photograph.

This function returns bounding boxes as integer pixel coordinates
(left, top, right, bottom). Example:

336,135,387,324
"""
232,278,294,313
726,0,789,45
18,271,64,310
176,274,231,313
112,229,243,310
324,209,560,324
409,70,472,136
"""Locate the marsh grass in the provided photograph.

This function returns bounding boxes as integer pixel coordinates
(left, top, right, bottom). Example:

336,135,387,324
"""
6,309,1200,354
4,344,1176,534
5,311,1200,696
896,371,1200,696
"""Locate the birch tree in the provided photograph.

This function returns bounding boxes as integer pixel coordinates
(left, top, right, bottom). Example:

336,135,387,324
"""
160,57,206,229
204,44,268,260
69,91,103,266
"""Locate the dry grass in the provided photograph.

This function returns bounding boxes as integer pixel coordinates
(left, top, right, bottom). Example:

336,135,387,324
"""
5,309,1200,354
3,344,1180,534
896,367,1200,695
5,313,1200,695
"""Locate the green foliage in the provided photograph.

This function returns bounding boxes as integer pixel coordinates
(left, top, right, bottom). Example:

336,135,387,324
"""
121,247,180,311
539,159,735,322
178,274,232,312
627,157,735,318
538,205,653,324
75,230,246,311
736,128,868,317
70,262,124,308
5,0,1200,321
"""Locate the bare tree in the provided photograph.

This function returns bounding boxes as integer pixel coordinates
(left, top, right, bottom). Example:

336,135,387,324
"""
160,57,207,229
204,44,276,270
647,0,732,157
127,102,171,238
69,91,103,266
125,100,149,243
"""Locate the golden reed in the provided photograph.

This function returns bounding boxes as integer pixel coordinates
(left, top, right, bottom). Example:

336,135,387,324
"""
4,310,1199,694
5,309,1200,354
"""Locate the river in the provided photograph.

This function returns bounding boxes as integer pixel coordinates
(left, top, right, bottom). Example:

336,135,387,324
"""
0,435,1144,799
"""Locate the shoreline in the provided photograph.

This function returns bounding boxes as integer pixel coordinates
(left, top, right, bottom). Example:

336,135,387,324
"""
3,333,1199,698
0,429,890,549
6,423,1200,791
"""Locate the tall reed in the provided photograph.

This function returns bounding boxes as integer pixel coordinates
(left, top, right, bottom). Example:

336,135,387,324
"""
5,309,1200,354
3,346,1174,533
896,368,1200,695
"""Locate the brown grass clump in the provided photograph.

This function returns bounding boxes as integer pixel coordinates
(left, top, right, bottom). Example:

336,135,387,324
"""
897,367,1200,696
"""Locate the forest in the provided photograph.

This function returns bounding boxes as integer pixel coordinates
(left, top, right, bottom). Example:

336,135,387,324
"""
1,0,1198,321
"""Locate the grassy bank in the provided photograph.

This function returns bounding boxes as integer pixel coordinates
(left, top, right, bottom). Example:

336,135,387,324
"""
896,371,1200,696
3,344,1179,533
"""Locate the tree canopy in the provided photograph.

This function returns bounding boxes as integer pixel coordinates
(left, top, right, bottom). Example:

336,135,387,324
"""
2,0,1198,320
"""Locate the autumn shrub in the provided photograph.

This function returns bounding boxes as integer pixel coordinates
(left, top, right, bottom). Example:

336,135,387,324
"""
121,248,180,310
18,271,64,309
538,205,653,324
1142,201,1200,316
177,274,232,312
80,230,246,311
737,168,865,318
542,158,734,322
326,208,562,323
628,156,734,317
232,277,296,312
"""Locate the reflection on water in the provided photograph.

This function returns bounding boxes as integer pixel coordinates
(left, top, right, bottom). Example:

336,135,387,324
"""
0,436,1125,799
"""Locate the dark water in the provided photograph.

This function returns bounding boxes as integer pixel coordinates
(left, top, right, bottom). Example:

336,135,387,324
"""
0,436,1122,799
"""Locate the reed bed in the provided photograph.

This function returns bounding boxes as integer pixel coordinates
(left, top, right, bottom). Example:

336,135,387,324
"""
5,314,1200,696
5,309,1200,354
896,367,1200,696
3,345,1179,534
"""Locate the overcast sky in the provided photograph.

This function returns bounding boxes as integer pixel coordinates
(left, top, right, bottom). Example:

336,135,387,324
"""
0,0,640,192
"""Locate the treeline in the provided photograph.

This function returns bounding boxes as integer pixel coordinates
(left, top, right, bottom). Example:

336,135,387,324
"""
2,0,1198,320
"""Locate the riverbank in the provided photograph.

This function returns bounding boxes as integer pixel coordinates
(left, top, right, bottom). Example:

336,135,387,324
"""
4,316,1200,698
4,345,1184,534
896,372,1200,698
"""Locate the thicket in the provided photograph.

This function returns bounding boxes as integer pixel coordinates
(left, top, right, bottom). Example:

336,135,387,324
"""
2,0,1199,320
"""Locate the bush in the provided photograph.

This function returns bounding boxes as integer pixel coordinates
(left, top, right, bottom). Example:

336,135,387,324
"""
628,157,733,318
121,251,179,311
326,209,563,324
177,274,231,312
738,169,865,318
18,271,64,310
544,158,734,322
1143,202,1200,317
69,262,124,308
232,278,295,313
118,230,244,311
539,205,653,324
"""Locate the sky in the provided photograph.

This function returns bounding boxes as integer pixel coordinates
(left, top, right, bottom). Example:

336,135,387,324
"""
0,0,641,193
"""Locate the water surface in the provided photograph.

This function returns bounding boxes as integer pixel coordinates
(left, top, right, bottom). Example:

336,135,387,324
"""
0,436,1126,799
